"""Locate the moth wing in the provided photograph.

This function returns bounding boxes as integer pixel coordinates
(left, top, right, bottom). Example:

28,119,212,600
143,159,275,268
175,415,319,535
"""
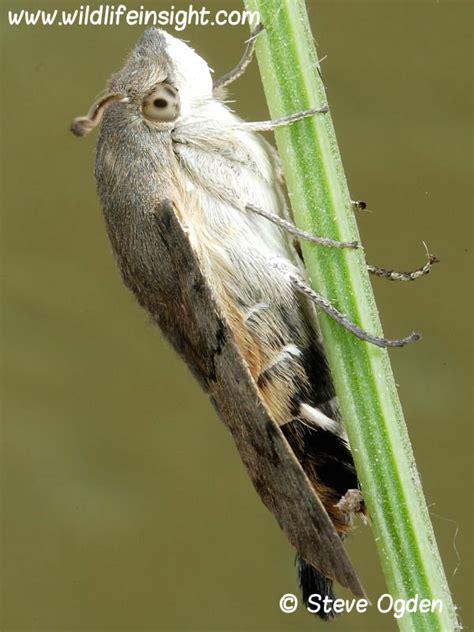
152,198,365,598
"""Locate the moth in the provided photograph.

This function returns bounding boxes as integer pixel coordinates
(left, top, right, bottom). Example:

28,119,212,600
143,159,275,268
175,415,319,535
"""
71,27,437,619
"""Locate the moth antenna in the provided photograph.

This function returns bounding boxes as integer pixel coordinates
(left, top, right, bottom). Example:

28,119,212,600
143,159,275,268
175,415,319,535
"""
367,251,439,281
288,273,420,348
70,93,128,137
246,203,358,249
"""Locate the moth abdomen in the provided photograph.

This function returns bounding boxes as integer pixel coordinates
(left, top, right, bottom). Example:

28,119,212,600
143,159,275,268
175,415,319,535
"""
297,557,338,621
282,418,361,618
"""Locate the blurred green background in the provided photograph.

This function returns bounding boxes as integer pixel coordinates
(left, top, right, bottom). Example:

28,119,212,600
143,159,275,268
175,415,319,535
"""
1,1,472,630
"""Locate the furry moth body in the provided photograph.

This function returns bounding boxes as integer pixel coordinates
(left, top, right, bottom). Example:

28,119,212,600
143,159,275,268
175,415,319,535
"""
72,28,369,617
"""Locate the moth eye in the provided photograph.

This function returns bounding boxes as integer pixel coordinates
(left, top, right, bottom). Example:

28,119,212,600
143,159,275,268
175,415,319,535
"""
142,84,180,122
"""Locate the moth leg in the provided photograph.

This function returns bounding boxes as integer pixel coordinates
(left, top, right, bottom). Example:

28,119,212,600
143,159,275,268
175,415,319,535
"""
236,104,329,133
287,271,420,348
352,200,367,210
367,252,439,281
246,203,358,249
213,23,264,90
336,489,366,517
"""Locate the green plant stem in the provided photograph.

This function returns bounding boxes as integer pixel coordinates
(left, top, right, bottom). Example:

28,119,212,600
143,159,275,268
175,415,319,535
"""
243,1,458,630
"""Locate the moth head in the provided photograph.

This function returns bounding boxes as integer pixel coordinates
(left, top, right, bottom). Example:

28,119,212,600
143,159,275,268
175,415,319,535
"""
70,28,213,136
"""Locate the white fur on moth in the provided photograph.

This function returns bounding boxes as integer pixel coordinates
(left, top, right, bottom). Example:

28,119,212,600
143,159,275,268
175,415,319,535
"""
71,28,366,616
